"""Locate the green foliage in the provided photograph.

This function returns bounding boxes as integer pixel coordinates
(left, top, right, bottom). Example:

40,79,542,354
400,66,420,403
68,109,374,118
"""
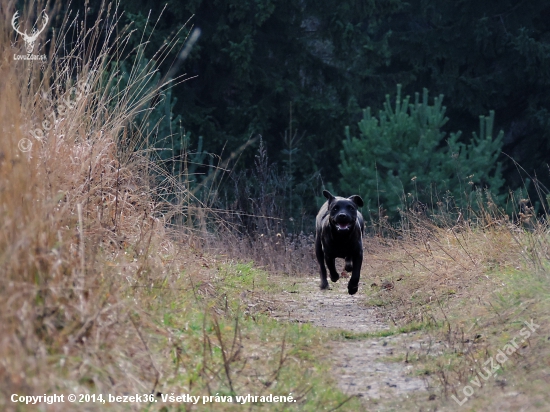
340,85,505,216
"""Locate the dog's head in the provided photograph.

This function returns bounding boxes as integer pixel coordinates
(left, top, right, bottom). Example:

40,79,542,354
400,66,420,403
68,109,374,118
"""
323,190,363,232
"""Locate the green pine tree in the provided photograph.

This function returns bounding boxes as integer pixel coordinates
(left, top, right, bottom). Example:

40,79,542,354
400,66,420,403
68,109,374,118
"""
339,85,505,218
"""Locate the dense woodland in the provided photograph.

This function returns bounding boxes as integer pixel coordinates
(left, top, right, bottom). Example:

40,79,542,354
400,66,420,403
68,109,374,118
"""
51,0,550,225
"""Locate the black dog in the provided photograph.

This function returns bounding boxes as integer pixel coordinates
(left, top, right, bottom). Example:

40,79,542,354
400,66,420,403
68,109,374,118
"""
315,190,364,295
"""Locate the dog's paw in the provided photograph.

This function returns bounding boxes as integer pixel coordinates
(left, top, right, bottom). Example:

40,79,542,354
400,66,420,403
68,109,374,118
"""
330,272,340,282
320,281,330,290
348,284,358,295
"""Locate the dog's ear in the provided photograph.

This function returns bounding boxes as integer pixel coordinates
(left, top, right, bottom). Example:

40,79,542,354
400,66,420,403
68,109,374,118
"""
323,190,335,202
348,195,364,207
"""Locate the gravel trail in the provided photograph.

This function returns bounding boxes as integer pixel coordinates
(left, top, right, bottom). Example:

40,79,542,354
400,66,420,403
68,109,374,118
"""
272,276,429,407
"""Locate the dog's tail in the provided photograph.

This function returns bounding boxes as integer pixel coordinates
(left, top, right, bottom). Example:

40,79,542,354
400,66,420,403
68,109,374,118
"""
345,257,353,272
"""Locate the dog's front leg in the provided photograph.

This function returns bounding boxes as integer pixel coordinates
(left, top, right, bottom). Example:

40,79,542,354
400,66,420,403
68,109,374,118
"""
348,253,363,295
325,256,340,283
316,236,329,289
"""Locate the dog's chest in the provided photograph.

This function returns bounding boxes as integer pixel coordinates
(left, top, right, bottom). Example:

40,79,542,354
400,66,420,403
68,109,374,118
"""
322,225,360,257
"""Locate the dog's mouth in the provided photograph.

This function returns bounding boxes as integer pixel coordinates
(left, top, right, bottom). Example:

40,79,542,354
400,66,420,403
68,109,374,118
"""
336,222,352,231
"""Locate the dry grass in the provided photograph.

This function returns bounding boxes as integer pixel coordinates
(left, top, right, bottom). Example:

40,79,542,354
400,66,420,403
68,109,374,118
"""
209,230,318,276
364,217,524,324
1,1,180,404
350,210,550,410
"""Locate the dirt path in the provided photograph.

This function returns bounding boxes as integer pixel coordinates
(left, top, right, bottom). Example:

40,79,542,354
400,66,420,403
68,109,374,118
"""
272,276,430,407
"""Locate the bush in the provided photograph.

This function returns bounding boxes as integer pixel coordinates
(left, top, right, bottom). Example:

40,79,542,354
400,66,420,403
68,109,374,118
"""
339,85,505,218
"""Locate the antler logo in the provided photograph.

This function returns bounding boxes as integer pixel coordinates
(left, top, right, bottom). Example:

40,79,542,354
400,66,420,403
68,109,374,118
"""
12,10,49,54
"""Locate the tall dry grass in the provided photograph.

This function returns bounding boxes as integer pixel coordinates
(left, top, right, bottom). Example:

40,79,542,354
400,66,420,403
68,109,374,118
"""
0,2,196,406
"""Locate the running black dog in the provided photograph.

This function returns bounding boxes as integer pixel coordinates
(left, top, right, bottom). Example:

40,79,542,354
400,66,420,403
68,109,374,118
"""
315,190,364,295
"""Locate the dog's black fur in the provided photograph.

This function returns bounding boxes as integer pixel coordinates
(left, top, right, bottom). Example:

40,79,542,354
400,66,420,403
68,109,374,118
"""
315,190,364,295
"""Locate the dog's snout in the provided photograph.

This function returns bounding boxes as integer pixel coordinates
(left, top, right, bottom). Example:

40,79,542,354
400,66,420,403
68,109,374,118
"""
337,212,348,219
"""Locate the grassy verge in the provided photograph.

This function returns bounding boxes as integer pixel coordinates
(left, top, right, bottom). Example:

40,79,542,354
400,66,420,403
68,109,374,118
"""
135,259,363,411
348,221,550,410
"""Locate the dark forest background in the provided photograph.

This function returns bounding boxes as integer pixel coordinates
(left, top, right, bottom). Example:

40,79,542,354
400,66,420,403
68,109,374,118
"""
40,0,550,230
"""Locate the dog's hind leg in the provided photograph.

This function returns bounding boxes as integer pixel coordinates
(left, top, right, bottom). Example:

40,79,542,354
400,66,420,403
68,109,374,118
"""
344,257,353,272
316,236,329,289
